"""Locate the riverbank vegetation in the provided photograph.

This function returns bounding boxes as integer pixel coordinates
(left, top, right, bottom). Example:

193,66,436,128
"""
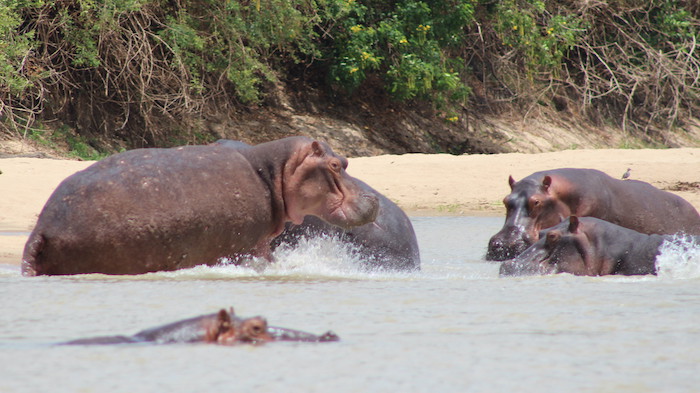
1,0,699,156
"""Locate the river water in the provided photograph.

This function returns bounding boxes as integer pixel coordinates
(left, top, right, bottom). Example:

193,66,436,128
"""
1,216,699,392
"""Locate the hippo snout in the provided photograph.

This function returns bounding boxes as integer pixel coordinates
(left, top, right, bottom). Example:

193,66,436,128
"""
499,259,534,276
358,192,380,222
485,228,533,261
335,189,379,229
499,243,552,276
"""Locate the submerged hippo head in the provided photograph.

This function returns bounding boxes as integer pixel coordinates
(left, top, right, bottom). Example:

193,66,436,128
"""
282,139,378,229
212,308,340,344
64,306,341,346
486,174,571,261
499,216,591,276
206,309,273,345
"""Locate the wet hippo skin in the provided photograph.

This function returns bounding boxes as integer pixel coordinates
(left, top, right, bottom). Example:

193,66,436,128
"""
64,308,340,345
271,180,421,271
216,139,420,271
487,168,700,261
499,216,700,276
23,136,379,275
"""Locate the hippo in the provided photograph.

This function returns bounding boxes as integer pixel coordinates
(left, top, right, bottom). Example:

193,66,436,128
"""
64,307,340,345
486,168,700,261
499,216,700,276
215,139,420,271
272,181,420,271
23,136,379,275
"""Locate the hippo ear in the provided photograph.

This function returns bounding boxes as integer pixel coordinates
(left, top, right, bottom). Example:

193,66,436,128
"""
211,309,234,341
217,309,232,326
568,216,580,233
542,175,552,192
508,175,516,189
310,141,325,157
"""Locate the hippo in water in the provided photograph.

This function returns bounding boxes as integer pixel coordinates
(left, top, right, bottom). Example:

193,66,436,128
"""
486,168,700,261
499,216,700,276
271,181,420,271
215,139,420,271
23,136,379,275
64,307,340,345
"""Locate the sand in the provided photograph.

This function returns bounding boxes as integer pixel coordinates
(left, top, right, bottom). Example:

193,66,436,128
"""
1,148,699,265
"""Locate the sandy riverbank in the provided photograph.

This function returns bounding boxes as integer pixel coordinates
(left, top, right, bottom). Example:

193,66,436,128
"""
1,148,699,265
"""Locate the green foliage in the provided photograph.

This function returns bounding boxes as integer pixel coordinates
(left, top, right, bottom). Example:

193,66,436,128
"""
493,0,585,76
27,125,109,160
1,0,699,146
329,0,474,104
156,0,321,103
0,1,40,94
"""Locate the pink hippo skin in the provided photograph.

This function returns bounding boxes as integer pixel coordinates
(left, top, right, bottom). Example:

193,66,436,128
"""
486,168,700,261
64,308,340,345
23,136,378,275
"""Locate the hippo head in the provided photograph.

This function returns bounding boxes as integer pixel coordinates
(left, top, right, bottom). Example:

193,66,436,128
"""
211,307,340,344
283,140,378,229
207,309,273,345
485,174,571,261
499,216,593,276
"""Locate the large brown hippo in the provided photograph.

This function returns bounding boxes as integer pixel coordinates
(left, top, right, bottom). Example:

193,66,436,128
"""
64,307,340,345
499,216,700,276
23,136,379,275
486,168,700,261
215,139,420,271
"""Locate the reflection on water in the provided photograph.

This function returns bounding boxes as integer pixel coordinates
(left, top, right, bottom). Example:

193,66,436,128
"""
0,216,699,393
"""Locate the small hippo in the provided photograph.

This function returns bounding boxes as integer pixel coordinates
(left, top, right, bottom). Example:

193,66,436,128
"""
487,168,700,261
64,307,340,345
215,139,420,271
23,136,379,275
499,216,700,276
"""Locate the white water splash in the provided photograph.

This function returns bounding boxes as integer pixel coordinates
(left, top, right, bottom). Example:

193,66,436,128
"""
655,234,700,279
268,235,368,276
144,234,414,281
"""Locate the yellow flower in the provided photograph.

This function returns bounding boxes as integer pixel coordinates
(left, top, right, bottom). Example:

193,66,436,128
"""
513,25,518,31
361,52,371,60
446,116,459,122
399,38,408,44
349,67,359,74
350,25,362,33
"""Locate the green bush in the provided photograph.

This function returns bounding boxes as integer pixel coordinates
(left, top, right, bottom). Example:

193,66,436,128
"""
493,0,585,77
329,0,474,104
0,0,698,146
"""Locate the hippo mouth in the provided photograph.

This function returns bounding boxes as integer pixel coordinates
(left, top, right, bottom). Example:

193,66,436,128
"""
326,190,379,229
499,246,554,276
486,226,534,261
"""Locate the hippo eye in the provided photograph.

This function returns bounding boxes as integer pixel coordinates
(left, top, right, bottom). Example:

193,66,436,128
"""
329,160,342,173
545,232,560,247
